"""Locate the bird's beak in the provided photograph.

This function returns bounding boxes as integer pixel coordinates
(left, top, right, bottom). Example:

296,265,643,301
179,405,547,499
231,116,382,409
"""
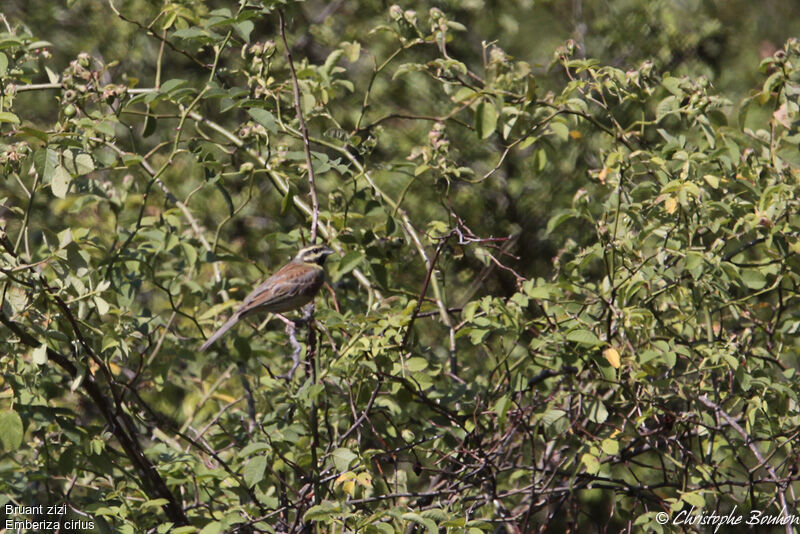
322,247,334,256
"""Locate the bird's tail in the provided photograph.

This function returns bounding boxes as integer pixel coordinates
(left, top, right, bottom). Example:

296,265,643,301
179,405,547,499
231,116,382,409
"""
199,314,240,351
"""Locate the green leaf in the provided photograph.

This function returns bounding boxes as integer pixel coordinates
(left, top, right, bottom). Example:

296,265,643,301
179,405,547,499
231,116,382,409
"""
401,513,438,534
51,165,72,198
372,524,394,534
541,409,566,427
453,87,477,103
142,498,168,511
680,491,706,508
662,76,682,96
234,20,254,42
587,400,608,424
63,150,95,176
0,111,20,124
27,40,53,50
39,148,59,179
392,62,425,80
656,95,679,122
243,455,267,487
281,187,294,214
304,501,342,522
198,522,223,534
333,251,363,282
301,91,315,114
247,108,277,133
566,329,602,346
581,453,600,474
549,121,569,141
475,100,497,139
525,283,550,299
0,410,23,451
160,79,188,93
494,395,511,425
467,327,489,345
331,447,357,472
143,114,157,137
546,210,574,234
405,357,428,372
0,52,7,76
341,41,361,62
601,438,619,455
239,441,271,458
94,296,110,315
741,269,767,290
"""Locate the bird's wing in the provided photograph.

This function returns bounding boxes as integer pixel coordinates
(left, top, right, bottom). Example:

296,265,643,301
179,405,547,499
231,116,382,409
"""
238,262,323,314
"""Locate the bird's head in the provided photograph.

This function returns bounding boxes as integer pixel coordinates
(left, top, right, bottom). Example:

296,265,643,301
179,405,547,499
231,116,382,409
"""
294,244,334,265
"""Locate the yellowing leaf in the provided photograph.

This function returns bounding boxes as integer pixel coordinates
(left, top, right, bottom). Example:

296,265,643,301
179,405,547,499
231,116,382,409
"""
334,471,356,487
664,196,678,214
334,471,359,496
603,347,621,369
0,111,20,124
703,174,719,189
341,480,355,495
581,453,600,474
356,472,373,489
569,130,582,139
212,393,237,404
601,438,619,455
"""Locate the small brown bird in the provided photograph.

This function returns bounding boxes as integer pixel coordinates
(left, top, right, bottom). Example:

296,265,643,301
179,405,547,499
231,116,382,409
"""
200,244,334,351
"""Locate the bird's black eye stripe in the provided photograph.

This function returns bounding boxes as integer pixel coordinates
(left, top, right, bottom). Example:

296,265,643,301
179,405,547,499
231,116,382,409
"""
299,245,332,262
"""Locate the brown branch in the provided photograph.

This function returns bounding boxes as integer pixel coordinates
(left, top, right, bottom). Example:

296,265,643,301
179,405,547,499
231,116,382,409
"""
0,230,187,525
526,366,578,389
697,395,791,534
401,233,452,349
338,379,383,444
0,311,188,525
107,0,207,70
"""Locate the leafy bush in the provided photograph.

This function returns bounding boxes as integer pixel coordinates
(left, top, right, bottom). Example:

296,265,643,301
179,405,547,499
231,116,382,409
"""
1,2,799,532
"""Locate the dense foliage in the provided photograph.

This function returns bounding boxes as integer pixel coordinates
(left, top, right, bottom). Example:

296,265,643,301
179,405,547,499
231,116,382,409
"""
2,1,800,532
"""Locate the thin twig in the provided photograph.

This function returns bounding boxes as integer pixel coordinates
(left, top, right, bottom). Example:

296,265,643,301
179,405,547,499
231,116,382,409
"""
185,109,380,304
401,233,452,349
279,10,320,244
0,311,188,525
697,395,791,534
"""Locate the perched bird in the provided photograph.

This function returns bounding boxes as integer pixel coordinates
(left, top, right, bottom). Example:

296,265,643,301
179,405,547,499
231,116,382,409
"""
199,244,334,351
